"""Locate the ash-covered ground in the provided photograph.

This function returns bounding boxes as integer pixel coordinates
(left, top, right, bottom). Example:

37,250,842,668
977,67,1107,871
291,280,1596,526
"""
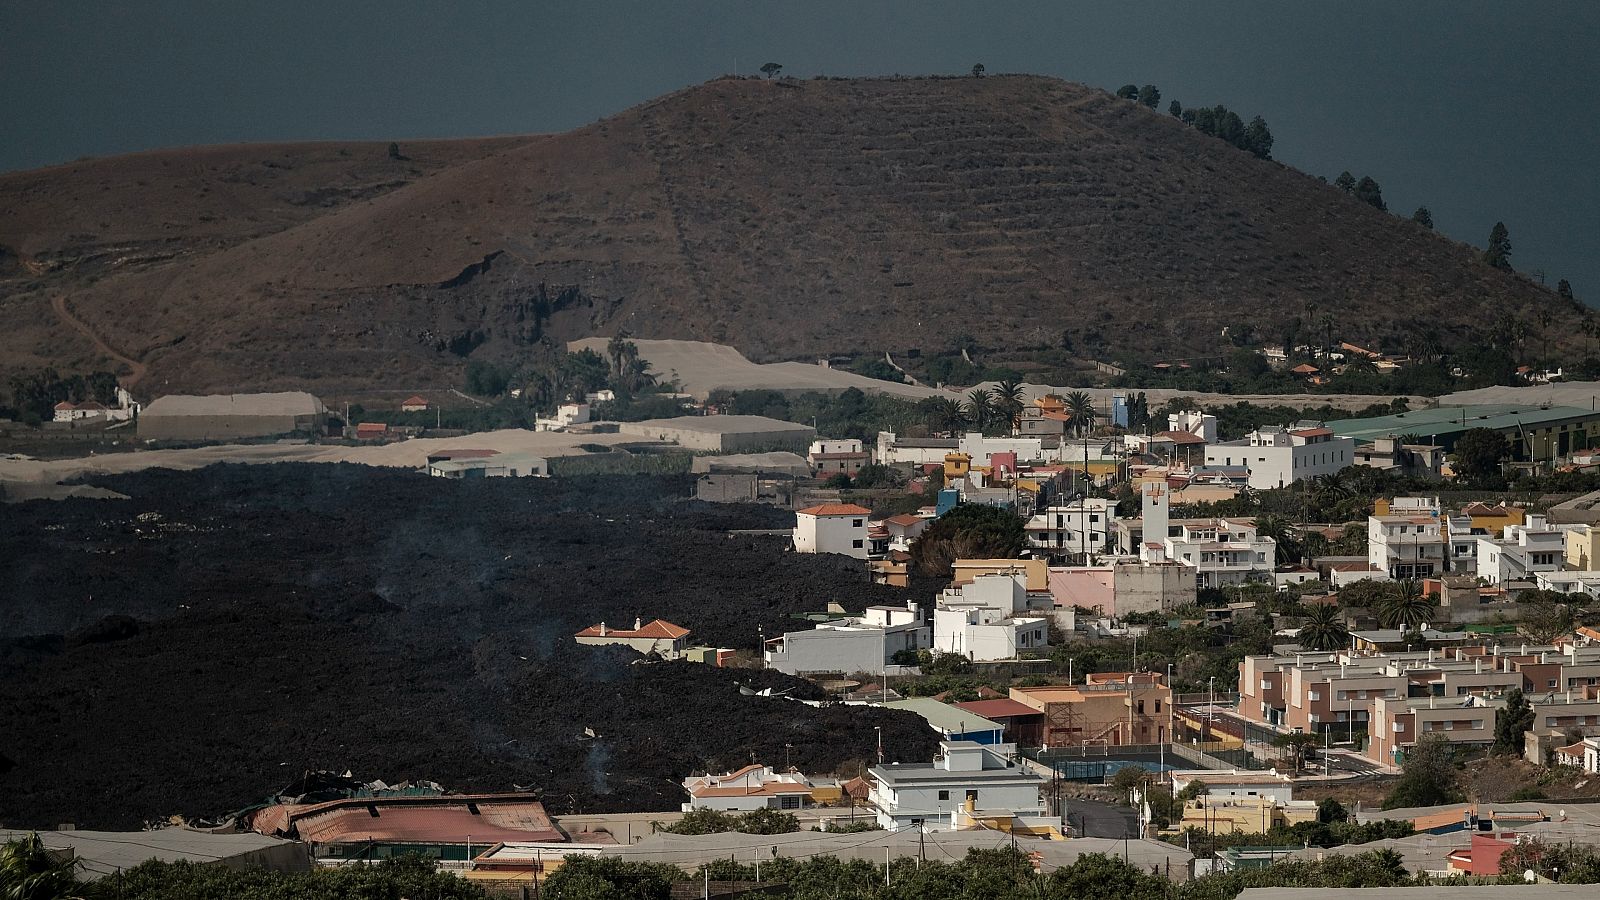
0,465,940,829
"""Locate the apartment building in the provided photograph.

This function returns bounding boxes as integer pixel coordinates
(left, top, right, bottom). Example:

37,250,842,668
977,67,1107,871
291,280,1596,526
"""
1370,694,1503,765
931,574,1050,662
1241,642,1600,763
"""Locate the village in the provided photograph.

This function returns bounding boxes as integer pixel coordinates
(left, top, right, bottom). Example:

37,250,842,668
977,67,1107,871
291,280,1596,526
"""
15,338,1600,896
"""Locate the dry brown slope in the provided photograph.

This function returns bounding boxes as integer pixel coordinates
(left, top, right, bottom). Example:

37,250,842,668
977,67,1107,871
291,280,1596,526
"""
0,75,1568,394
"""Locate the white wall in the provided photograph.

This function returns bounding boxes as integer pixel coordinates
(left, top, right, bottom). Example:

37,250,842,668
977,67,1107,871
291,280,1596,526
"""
794,514,868,559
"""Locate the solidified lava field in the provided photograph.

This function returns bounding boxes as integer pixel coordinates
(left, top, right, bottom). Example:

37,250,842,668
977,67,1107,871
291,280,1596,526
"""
0,464,940,829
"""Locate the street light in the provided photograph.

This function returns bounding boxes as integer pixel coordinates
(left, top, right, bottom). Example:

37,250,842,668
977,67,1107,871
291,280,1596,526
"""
875,726,883,764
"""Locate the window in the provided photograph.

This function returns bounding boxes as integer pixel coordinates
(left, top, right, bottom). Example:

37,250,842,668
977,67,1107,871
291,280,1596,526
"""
781,795,802,809
852,540,864,549
1155,700,1162,713
1137,700,1145,714
966,790,978,804
938,790,950,801
852,519,863,527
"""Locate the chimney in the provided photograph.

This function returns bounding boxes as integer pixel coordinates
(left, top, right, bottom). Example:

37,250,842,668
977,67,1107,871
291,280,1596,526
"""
635,616,643,631
1541,652,1548,665
1430,695,1435,709
1476,658,1483,674
600,622,608,636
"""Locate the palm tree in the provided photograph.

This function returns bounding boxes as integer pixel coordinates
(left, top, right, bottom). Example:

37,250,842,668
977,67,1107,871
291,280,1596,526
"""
1063,390,1096,437
605,331,632,379
1376,580,1434,630
0,833,84,900
1297,605,1349,651
921,396,967,437
964,388,993,431
1342,355,1379,376
993,379,1026,431
1254,513,1299,564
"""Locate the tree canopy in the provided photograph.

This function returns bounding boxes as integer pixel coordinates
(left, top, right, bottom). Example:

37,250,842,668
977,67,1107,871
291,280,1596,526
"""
909,503,1026,576
1485,221,1513,270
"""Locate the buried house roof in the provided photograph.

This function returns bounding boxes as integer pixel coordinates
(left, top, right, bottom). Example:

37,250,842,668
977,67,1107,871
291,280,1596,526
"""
575,619,691,640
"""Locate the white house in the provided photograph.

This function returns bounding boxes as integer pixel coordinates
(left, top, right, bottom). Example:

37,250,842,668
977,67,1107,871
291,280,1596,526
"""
793,504,872,559
1477,514,1569,585
1024,498,1113,556
1168,410,1219,443
931,574,1050,661
1203,423,1355,490
1169,770,1296,805
868,740,1044,831
1369,512,1446,581
876,432,959,466
535,402,592,432
764,604,929,676
1152,518,1276,590
427,451,548,478
957,432,1045,466
401,395,429,412
682,764,816,812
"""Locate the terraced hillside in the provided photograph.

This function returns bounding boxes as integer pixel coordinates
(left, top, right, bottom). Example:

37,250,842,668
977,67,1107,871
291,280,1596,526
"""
0,75,1566,395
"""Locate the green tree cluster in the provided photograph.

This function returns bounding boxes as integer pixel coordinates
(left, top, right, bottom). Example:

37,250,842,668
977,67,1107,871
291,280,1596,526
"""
1381,733,1463,809
1179,104,1274,158
908,504,1026,576
660,807,802,836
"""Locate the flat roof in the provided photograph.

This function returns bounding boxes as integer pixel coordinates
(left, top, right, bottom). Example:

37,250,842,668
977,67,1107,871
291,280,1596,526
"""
620,415,814,434
1328,404,1600,442
142,391,326,417
0,829,296,881
885,697,1004,735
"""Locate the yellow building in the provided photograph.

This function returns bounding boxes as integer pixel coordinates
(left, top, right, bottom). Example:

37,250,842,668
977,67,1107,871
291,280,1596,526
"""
952,558,1048,591
1568,524,1600,570
944,452,972,480
1463,501,1524,535
1178,795,1318,833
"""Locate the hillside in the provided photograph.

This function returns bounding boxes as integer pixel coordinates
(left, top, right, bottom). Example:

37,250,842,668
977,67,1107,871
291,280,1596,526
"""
0,75,1569,395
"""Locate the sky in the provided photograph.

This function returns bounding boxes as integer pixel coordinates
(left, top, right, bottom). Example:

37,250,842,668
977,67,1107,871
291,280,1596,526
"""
4,1,1597,294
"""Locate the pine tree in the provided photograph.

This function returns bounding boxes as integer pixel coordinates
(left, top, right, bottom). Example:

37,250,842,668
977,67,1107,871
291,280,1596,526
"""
1116,84,1139,100
1137,84,1161,108
1355,176,1386,211
1485,221,1513,270
1334,171,1356,193
1558,279,1575,302
1243,115,1274,159
1168,99,1183,118
1412,206,1434,229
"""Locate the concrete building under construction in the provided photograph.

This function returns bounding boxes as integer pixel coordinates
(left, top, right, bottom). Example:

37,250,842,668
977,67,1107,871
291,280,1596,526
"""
138,392,327,441
1009,673,1174,748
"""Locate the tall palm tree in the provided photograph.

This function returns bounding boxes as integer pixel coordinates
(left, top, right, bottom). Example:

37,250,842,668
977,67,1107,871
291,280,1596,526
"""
1254,513,1298,564
964,388,993,432
922,396,968,437
1297,605,1349,652
605,330,632,379
993,379,1026,431
1063,390,1096,437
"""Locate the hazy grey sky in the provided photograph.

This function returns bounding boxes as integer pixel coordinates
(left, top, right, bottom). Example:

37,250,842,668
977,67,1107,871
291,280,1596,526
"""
5,1,1596,294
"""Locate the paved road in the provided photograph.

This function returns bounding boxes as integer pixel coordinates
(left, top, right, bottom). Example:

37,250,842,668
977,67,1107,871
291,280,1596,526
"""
1062,799,1137,839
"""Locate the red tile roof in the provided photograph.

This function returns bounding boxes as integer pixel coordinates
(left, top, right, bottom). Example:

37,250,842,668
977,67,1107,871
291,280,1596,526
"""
1290,427,1333,437
954,698,1043,719
1153,431,1207,444
54,401,75,410
797,503,873,516
1291,364,1320,374
884,514,923,527
575,619,690,640
402,395,428,406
